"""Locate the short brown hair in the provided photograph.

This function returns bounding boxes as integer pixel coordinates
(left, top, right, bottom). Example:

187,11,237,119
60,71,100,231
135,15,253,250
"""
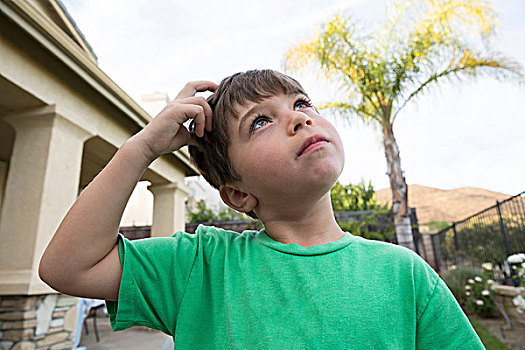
188,69,308,219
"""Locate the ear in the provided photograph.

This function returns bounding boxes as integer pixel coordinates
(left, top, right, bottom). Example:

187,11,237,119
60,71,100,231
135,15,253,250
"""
219,183,258,214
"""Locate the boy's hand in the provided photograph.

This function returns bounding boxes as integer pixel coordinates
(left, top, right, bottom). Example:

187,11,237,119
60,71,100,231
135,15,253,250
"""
130,81,218,162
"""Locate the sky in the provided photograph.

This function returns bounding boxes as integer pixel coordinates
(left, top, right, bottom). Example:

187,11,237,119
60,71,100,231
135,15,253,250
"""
62,0,524,197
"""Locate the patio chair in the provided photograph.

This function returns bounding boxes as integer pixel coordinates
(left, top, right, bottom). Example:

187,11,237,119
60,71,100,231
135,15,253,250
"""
73,298,107,349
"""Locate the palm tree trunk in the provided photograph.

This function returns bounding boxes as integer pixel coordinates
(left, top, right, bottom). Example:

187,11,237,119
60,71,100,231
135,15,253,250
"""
382,121,415,251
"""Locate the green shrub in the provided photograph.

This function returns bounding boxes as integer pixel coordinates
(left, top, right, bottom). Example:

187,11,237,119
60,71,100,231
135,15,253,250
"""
438,217,525,267
189,200,245,223
463,274,498,318
337,207,396,243
443,265,497,317
442,265,482,307
188,199,263,231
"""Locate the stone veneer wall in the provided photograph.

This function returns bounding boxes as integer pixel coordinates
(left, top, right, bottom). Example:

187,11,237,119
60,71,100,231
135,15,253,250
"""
0,294,78,350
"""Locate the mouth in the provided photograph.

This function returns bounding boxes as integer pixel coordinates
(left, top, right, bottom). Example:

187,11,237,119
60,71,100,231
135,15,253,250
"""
297,134,329,158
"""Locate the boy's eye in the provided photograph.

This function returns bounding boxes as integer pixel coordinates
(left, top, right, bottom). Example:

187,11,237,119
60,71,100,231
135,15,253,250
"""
249,116,271,133
294,98,312,111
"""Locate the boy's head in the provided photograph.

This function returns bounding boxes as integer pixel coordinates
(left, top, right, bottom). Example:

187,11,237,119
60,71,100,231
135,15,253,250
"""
188,70,307,218
188,69,344,220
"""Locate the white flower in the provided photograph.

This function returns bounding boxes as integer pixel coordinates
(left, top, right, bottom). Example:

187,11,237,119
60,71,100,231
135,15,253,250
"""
475,299,484,306
465,285,472,290
481,290,490,296
507,253,525,264
468,279,475,284
481,262,493,271
465,291,471,296
512,295,525,314
487,279,494,284
449,265,457,270
474,276,483,283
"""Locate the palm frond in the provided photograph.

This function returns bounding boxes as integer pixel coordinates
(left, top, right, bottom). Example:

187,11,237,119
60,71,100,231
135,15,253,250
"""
284,0,523,126
319,101,381,125
385,0,500,103
392,50,524,121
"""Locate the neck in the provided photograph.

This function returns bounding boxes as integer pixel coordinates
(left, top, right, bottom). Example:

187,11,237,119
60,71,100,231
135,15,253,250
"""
258,192,345,247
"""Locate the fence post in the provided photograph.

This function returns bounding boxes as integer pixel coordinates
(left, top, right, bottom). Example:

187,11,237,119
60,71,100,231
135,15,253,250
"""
496,200,511,257
409,208,422,257
431,234,441,273
452,223,460,264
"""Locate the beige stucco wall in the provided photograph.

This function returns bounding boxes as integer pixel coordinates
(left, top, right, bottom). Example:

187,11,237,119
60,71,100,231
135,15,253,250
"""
0,0,195,295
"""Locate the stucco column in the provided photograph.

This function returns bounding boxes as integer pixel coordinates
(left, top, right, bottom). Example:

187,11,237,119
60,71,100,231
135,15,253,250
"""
148,182,190,237
0,105,93,295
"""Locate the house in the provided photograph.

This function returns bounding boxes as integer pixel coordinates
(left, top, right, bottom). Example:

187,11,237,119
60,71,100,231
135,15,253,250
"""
0,0,198,346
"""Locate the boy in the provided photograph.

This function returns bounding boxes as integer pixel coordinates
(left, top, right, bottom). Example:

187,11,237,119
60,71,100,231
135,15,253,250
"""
39,70,485,349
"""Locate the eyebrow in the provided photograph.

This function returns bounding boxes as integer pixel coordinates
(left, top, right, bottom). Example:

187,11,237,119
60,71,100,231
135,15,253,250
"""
238,104,261,132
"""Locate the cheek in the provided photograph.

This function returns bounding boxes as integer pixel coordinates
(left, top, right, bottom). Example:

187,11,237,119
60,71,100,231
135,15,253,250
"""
237,148,298,196
246,148,291,183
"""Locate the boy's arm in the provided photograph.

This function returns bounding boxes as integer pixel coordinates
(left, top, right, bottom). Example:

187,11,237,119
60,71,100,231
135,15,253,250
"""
38,140,152,300
416,278,485,349
38,81,217,301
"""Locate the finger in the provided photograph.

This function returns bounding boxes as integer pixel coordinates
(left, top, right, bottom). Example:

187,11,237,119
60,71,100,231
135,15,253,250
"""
176,96,213,130
176,81,219,99
163,102,206,137
178,104,206,137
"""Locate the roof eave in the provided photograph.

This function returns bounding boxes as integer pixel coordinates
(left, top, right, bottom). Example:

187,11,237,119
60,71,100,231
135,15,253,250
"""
1,0,199,176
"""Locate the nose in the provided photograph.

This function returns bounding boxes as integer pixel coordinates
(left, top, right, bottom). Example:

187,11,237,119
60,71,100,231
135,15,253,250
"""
288,111,313,135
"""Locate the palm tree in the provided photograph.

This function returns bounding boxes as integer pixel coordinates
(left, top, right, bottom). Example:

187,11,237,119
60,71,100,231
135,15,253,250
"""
284,0,523,251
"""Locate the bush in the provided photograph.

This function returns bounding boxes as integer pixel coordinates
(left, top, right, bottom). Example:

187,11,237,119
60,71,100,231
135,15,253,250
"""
437,215,525,268
463,274,498,318
442,265,482,307
331,180,383,211
188,200,263,231
189,200,245,223
443,265,498,317
506,252,525,287
336,207,396,243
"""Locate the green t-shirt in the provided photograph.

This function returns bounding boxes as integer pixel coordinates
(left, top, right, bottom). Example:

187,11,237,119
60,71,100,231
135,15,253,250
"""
105,225,484,349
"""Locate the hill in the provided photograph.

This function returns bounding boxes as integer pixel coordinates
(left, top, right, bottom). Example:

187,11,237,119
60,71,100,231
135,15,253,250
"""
375,185,511,229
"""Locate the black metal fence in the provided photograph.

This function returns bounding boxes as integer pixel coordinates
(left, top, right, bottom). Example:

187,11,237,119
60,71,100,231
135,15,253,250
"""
431,191,525,273
334,209,397,243
410,207,425,258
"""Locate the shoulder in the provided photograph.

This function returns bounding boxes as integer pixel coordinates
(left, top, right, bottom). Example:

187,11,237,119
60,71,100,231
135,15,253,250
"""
123,224,256,253
351,235,439,283
179,224,259,250
352,236,442,313
187,224,257,240
351,235,422,264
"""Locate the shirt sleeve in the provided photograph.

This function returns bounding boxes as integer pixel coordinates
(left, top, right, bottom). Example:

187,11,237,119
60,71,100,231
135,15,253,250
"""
105,231,199,336
416,276,486,349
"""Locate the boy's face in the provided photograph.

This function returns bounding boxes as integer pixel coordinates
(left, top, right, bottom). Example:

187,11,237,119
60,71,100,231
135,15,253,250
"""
225,92,345,211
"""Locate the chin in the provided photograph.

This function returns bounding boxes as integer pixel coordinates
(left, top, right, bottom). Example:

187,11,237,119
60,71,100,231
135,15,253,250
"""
307,160,344,194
